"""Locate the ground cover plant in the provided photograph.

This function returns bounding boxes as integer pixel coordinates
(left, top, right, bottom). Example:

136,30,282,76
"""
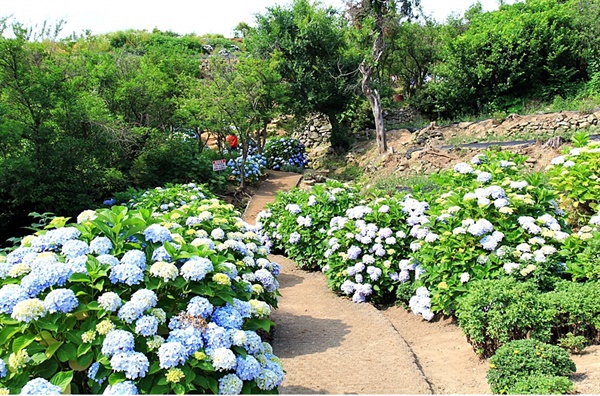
0,184,284,394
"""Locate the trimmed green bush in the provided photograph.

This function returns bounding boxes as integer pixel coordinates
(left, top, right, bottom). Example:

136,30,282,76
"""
487,339,576,394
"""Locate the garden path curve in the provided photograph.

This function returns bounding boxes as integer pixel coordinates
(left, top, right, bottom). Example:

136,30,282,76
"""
243,170,432,394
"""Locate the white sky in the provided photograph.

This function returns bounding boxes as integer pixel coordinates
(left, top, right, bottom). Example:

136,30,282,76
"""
0,0,512,38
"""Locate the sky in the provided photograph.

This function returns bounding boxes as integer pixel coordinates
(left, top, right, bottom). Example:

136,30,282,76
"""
0,0,511,38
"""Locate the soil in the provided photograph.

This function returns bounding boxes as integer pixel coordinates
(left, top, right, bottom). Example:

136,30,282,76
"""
242,116,600,394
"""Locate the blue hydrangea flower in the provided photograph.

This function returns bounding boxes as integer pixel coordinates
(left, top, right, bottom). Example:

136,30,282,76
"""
236,355,261,381
102,329,135,357
347,245,362,260
109,264,144,286
21,378,62,395
254,269,274,290
135,315,159,337
62,239,90,259
88,361,105,384
120,250,147,269
90,237,113,255
180,258,214,281
212,304,244,330
232,299,251,318
97,254,120,267
203,323,232,353
0,284,29,314
218,373,243,394
130,289,158,309
98,292,122,311
167,327,204,355
187,296,213,318
0,358,6,378
44,288,79,314
5,247,37,266
103,380,139,394
110,352,149,379
151,246,172,262
118,301,146,324
158,342,188,369
243,331,264,354
66,255,88,274
255,369,281,391
143,224,172,244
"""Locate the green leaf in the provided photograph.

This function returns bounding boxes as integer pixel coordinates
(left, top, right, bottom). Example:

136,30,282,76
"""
77,343,92,356
34,358,59,378
108,372,126,386
37,318,59,332
148,361,161,375
12,333,37,353
30,352,49,365
174,383,186,394
50,370,74,392
56,343,77,362
69,273,91,283
76,351,94,369
45,341,64,358
0,325,21,345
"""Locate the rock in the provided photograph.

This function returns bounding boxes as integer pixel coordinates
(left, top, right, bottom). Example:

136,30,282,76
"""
525,157,537,164
579,121,591,129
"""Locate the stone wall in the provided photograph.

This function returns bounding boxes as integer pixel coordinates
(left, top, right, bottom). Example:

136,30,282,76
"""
499,111,600,135
383,107,420,126
293,113,332,149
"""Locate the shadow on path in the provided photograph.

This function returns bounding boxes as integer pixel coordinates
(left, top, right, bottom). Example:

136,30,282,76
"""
271,313,350,358
276,272,304,289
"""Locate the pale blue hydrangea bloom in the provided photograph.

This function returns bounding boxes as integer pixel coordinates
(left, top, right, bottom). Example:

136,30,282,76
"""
109,264,144,286
454,162,473,174
203,323,232,353
97,254,120,268
90,237,113,255
110,352,149,379
254,269,275,291
477,172,492,183
366,266,382,281
341,280,355,295
103,380,139,394
220,262,238,279
120,250,147,269
98,292,122,311
0,284,29,314
181,258,214,281
157,342,188,369
135,315,159,337
288,232,301,244
131,289,158,309
118,301,147,324
0,357,6,378
151,246,172,262
243,331,264,354
255,369,281,391
218,373,243,394
44,289,79,314
187,296,214,318
88,361,105,384
347,245,362,260
168,327,204,355
143,224,172,244
233,298,252,318
21,378,62,394
211,228,226,240
62,239,90,259
467,219,494,236
285,204,301,214
102,329,135,357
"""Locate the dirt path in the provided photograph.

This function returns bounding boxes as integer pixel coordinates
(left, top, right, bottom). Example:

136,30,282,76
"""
243,170,600,394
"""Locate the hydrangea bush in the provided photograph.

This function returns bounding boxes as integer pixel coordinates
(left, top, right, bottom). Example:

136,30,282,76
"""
257,181,358,270
227,154,267,184
263,138,309,170
322,195,430,306
410,154,570,315
546,141,600,224
0,188,283,394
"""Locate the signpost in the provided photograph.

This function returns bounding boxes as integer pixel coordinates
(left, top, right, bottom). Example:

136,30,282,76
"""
212,159,227,172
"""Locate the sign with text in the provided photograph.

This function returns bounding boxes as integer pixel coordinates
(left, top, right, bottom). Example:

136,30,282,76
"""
212,159,227,171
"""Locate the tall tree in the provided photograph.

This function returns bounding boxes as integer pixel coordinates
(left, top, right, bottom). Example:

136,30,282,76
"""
346,0,419,155
246,0,358,150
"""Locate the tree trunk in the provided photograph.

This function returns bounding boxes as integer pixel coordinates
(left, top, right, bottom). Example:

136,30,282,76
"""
360,61,387,155
324,110,348,152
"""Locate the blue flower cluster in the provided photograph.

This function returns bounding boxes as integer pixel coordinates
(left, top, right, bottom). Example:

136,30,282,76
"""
263,137,309,170
227,154,267,184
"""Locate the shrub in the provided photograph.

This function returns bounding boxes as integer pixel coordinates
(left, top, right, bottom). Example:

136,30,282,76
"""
511,375,574,395
226,154,267,184
546,141,600,225
257,181,359,270
560,209,600,281
323,195,430,306
558,333,587,354
412,152,569,314
456,278,553,358
0,188,284,394
541,280,600,343
263,137,309,170
487,339,576,394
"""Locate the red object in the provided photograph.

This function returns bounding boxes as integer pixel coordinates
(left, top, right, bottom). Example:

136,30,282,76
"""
226,134,238,149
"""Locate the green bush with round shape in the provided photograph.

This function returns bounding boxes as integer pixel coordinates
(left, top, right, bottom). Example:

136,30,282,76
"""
456,278,553,358
510,375,574,395
0,187,283,394
487,339,576,394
